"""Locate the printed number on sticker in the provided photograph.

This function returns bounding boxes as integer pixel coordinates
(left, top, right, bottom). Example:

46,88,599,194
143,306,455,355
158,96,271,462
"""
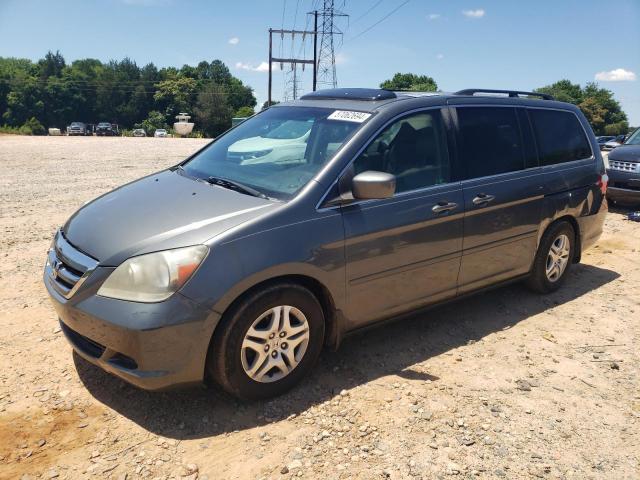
327,110,372,123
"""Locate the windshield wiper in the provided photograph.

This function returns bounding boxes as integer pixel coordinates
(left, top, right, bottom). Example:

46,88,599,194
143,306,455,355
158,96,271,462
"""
205,176,269,200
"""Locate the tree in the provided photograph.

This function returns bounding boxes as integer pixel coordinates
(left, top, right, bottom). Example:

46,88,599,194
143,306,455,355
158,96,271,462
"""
535,80,628,135
380,73,438,92
234,106,255,118
153,77,198,122
0,53,256,134
535,79,582,104
136,110,168,135
194,84,233,137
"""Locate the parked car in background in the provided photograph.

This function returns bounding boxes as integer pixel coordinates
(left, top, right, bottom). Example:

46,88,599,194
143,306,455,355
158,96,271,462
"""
596,136,615,150
132,129,146,137
606,128,640,206
602,134,626,151
154,128,168,138
44,88,608,400
67,122,89,136
96,122,119,136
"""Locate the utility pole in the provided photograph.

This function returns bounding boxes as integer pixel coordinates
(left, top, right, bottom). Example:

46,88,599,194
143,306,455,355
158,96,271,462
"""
267,22,318,106
316,0,348,88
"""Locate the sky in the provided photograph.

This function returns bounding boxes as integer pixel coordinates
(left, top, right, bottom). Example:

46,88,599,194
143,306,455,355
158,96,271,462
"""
0,0,638,124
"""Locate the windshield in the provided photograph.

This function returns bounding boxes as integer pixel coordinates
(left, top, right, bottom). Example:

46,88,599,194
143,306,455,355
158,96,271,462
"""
98,123,110,127
624,129,640,145
262,119,312,139
182,106,367,200
71,122,83,127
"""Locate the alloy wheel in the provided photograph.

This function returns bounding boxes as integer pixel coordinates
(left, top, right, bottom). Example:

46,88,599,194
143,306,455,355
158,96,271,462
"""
240,305,310,383
545,234,570,282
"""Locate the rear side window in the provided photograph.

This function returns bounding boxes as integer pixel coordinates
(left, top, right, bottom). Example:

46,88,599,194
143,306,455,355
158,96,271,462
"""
529,109,592,165
456,107,524,179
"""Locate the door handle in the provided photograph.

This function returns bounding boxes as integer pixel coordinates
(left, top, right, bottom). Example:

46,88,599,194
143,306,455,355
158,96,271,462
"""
472,193,495,206
432,201,458,213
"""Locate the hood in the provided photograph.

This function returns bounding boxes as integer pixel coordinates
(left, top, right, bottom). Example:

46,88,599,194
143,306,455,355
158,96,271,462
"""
229,135,300,153
63,169,279,265
608,144,640,162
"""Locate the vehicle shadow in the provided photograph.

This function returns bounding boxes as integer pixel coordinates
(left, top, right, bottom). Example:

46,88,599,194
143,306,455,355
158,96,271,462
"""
75,263,619,440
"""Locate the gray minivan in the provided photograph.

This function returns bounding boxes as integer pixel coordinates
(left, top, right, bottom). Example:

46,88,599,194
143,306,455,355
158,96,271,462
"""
44,88,608,399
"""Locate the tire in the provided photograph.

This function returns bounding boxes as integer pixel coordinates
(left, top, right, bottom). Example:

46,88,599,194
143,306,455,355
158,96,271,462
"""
206,283,325,400
526,221,575,294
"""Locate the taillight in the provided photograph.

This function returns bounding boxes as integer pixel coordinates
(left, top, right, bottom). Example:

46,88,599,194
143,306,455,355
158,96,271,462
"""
597,174,608,195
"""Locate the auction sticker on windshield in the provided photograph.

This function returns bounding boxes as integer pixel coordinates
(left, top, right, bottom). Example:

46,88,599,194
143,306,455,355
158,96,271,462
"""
327,110,372,123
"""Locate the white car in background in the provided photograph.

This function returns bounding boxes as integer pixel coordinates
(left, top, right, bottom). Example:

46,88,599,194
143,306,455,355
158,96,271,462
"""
154,129,168,138
227,119,311,165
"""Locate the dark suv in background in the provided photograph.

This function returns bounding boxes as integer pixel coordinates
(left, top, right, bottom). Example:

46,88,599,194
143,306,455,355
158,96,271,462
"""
67,122,90,136
44,88,607,399
606,128,640,205
96,122,119,136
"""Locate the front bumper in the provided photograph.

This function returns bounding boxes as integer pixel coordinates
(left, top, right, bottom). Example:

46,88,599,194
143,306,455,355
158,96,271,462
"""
606,168,640,206
44,265,219,390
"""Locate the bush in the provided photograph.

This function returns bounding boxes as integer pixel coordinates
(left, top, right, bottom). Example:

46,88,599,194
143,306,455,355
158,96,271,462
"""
23,117,46,135
0,122,44,135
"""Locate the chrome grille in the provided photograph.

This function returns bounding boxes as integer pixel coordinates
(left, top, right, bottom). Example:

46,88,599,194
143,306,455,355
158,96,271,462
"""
609,160,640,173
45,231,98,299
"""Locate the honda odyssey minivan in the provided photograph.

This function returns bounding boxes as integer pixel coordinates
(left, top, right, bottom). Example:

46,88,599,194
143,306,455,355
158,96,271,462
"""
44,88,608,399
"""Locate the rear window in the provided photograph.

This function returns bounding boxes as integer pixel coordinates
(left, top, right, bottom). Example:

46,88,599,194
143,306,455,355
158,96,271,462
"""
457,107,525,179
529,109,592,165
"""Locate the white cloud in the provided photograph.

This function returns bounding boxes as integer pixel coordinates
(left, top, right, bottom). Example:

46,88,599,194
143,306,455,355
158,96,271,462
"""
436,53,444,60
335,52,348,65
235,61,270,73
228,37,240,45
462,9,485,18
594,68,637,82
427,13,440,20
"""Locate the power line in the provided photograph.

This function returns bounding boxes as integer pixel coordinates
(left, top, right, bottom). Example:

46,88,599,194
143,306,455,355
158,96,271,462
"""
351,0,384,24
347,0,410,43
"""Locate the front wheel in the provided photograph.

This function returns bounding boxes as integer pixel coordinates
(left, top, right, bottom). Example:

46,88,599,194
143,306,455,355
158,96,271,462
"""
206,283,325,400
526,221,575,294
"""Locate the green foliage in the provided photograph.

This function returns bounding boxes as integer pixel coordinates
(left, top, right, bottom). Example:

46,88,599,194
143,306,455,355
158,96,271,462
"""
235,106,255,118
23,116,45,135
380,73,438,92
261,100,280,110
0,52,257,135
194,84,233,137
136,110,168,135
0,117,45,135
535,80,628,135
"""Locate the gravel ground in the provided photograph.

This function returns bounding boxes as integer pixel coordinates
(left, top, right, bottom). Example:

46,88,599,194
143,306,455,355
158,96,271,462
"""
0,136,639,480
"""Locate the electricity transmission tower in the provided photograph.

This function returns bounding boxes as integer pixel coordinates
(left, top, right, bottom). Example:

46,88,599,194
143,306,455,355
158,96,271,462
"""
316,0,348,88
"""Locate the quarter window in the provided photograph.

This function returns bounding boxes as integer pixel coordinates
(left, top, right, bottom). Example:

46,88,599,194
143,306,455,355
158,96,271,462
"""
529,109,592,165
353,110,451,193
456,107,525,179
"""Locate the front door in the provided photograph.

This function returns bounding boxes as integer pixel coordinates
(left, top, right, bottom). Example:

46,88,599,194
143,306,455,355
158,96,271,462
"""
341,109,464,328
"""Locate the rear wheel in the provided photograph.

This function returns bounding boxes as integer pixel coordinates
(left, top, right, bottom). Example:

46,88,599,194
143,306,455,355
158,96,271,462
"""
207,283,325,400
526,221,575,293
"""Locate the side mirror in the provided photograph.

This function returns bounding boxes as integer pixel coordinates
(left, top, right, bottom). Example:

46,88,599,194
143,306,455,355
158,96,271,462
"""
352,171,396,200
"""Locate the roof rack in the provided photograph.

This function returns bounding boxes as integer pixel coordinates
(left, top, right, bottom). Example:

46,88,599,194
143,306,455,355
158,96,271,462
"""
300,88,397,101
455,89,554,100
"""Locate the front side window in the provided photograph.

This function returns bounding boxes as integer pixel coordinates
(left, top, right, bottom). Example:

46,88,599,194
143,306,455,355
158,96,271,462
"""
183,106,364,200
624,128,640,145
457,107,525,179
529,109,592,165
353,110,451,193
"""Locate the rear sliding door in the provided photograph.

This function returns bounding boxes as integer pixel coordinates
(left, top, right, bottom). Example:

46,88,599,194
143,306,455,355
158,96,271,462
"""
453,105,544,293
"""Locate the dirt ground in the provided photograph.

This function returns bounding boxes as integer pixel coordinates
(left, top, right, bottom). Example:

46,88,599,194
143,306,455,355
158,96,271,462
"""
0,136,638,480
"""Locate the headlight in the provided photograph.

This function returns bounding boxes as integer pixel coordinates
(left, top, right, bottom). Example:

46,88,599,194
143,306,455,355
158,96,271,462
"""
97,245,208,303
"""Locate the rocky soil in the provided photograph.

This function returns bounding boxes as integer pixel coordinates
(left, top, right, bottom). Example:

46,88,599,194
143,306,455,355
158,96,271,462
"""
0,136,638,480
